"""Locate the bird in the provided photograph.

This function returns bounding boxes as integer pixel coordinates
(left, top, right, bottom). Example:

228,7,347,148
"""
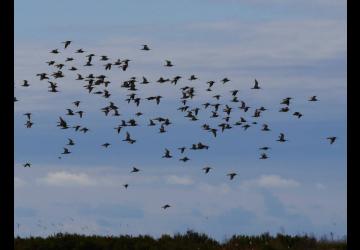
259,147,271,150
67,138,75,146
281,97,292,106
123,184,129,189
189,75,198,81
123,132,136,144
76,111,84,118
279,107,290,112
21,80,30,87
23,162,31,168
23,113,32,120
162,148,172,158
73,101,81,107
25,120,34,128
131,167,140,173
221,77,230,84
202,166,212,174
262,124,270,131
327,137,337,144
179,157,190,162
62,148,71,154
227,172,237,180
80,127,89,133
46,60,55,65
113,125,122,134
277,133,288,142
102,143,111,148
251,79,260,89
141,45,150,51
62,41,72,49
260,153,269,159
178,147,186,154
141,77,149,84
230,90,239,96
162,204,171,209
50,49,59,54
309,96,318,101
210,128,217,137
164,60,173,67
293,112,303,118
66,109,75,116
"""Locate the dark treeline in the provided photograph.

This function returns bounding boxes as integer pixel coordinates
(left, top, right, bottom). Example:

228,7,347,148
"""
14,230,347,250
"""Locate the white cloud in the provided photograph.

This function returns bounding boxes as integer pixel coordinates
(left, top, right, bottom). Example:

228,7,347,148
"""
39,171,96,187
257,175,300,188
165,175,194,185
15,177,26,189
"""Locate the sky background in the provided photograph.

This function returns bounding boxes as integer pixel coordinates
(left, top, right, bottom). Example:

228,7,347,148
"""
14,0,346,241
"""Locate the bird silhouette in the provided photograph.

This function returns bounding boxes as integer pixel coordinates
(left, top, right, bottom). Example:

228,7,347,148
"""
62,41,72,49
227,172,237,180
277,133,288,142
251,79,261,89
21,80,30,87
179,157,190,162
23,162,31,168
327,136,337,144
259,147,271,150
293,112,303,118
202,166,212,174
123,132,136,144
162,204,171,209
131,167,140,173
162,148,172,158
309,96,318,101
260,153,269,159
141,45,150,51
23,113,32,120
62,148,71,154
67,138,75,146
164,60,173,67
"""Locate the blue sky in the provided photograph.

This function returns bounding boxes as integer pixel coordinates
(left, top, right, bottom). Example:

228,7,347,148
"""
14,0,346,241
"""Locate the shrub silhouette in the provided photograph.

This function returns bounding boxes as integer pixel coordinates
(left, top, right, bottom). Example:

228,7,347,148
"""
14,231,346,250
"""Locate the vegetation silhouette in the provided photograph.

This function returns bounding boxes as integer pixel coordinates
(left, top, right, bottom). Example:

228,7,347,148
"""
14,230,346,250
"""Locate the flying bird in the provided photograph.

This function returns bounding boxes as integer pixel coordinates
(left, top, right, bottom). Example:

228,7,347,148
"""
251,79,260,89
277,133,288,142
164,60,173,67
23,113,32,120
202,166,212,174
162,148,172,158
327,136,337,144
131,167,140,173
62,148,71,154
23,162,31,168
141,45,150,51
67,138,75,146
309,96,318,102
260,153,269,159
293,112,303,118
227,172,237,180
62,41,72,49
179,157,190,162
162,204,171,209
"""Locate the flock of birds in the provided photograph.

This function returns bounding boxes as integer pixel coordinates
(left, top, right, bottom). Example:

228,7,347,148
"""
15,41,338,212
